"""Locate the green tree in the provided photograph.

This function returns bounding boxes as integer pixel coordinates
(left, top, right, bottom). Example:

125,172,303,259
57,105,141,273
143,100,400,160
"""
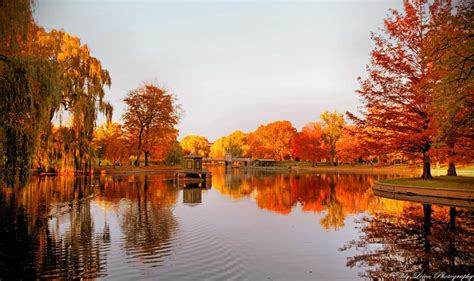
164,142,183,166
425,1,474,176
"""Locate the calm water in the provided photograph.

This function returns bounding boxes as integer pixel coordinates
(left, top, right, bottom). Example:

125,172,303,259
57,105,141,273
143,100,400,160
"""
0,167,473,280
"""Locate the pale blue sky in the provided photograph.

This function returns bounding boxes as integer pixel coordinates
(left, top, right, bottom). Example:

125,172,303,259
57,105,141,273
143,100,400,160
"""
35,0,401,141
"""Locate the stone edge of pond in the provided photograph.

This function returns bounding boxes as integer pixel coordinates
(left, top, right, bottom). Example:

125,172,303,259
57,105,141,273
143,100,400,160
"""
373,181,474,200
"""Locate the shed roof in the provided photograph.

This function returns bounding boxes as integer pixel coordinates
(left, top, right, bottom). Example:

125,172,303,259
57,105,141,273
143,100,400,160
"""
183,153,203,159
254,159,276,162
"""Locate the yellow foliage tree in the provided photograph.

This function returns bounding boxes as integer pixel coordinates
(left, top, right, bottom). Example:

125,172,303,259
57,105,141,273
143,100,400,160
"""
209,130,249,158
180,135,209,156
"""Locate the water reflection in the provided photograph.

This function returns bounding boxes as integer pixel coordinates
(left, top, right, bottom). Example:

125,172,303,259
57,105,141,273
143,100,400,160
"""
0,174,179,279
211,168,380,230
340,199,474,278
183,188,203,205
0,177,109,279
114,175,179,265
1,169,472,279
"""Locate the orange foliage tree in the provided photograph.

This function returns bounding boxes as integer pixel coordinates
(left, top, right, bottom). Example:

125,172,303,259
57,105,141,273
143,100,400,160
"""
248,121,296,160
348,0,451,179
335,126,368,165
292,122,330,162
123,84,180,166
95,122,130,166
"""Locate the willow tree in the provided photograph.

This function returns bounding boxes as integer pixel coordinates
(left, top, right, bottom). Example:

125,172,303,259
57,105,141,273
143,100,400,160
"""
28,28,113,173
1,1,113,181
0,0,63,183
123,84,180,167
0,56,61,183
0,0,34,55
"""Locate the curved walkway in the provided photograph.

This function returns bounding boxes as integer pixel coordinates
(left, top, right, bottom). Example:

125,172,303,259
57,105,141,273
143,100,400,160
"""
373,181,474,200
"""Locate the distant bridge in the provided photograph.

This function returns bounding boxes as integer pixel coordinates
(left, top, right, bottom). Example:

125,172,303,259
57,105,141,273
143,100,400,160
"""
203,157,252,168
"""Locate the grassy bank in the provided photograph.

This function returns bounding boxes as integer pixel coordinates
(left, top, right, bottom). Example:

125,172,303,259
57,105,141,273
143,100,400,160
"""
289,163,474,176
381,176,474,190
290,164,419,175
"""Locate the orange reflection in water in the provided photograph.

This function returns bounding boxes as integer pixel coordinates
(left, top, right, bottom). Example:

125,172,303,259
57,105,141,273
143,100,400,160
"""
211,169,380,230
341,199,474,278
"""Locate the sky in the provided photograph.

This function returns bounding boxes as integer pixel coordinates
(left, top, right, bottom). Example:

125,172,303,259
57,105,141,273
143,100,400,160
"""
34,0,401,141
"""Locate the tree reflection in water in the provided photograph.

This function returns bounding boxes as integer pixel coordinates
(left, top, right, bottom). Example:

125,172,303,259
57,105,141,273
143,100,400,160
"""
0,177,110,279
105,175,179,264
211,169,378,230
340,201,474,278
320,176,344,230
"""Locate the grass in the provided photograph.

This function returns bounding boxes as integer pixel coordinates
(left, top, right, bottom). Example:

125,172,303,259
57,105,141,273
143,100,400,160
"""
381,176,474,190
290,163,474,176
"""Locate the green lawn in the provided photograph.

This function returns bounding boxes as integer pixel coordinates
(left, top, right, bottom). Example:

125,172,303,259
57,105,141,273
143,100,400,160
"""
381,176,474,190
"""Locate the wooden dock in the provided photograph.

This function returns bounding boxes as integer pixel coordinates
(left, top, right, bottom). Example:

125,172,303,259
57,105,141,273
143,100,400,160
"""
174,170,212,186
175,154,212,187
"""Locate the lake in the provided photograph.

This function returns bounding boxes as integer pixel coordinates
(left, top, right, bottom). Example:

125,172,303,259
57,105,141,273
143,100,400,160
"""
1,167,472,280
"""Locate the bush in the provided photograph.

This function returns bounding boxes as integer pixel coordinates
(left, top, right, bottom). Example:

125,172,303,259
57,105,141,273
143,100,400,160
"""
164,144,183,166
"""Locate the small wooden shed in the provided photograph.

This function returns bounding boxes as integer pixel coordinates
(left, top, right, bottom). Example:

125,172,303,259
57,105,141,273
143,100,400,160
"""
183,154,203,171
174,154,212,186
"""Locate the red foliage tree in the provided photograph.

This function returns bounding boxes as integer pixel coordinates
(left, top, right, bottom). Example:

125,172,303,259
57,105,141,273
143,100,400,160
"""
292,122,330,162
336,126,369,165
348,0,450,179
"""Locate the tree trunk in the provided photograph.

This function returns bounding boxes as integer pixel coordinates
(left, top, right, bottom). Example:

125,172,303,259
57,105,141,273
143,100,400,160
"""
423,204,432,237
449,207,456,231
136,127,144,167
329,147,335,166
421,155,432,179
447,162,457,176
422,204,432,273
144,151,149,166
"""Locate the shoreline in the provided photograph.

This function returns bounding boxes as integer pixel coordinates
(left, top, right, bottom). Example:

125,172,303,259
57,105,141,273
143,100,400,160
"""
95,166,180,175
373,178,474,201
27,164,473,177
291,165,419,175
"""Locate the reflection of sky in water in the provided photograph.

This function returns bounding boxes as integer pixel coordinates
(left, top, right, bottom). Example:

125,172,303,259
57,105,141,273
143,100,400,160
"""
0,169,472,280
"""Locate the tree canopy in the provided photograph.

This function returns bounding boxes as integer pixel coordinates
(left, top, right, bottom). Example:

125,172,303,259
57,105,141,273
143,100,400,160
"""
123,83,180,166
347,0,460,178
180,135,209,156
